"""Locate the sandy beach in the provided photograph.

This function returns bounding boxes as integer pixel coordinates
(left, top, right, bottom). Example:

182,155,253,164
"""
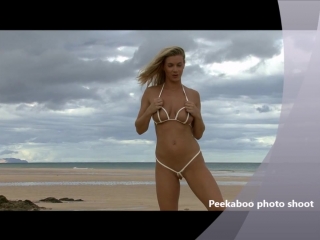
0,168,249,211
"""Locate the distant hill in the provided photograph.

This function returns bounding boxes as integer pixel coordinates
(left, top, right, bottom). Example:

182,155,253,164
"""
0,158,28,163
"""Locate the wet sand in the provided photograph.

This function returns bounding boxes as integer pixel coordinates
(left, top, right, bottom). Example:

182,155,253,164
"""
0,168,249,211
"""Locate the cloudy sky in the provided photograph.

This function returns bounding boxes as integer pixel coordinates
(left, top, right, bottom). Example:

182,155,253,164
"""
0,30,285,163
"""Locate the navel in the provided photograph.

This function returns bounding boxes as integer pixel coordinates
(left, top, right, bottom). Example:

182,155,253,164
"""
172,140,176,145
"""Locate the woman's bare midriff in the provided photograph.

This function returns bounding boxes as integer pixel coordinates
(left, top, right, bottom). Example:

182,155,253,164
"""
155,121,201,170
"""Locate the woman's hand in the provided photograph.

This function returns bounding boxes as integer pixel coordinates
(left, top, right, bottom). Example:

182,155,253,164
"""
147,98,163,114
185,101,201,119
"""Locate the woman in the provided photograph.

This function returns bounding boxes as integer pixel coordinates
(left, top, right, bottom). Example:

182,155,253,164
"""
134,46,225,211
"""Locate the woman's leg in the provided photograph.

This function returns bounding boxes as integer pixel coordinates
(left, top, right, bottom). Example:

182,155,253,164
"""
182,152,226,211
155,160,181,210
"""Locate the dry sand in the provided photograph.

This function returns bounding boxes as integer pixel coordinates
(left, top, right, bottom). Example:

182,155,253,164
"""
0,168,249,211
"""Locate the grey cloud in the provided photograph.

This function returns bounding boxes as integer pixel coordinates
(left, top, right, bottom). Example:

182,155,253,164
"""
0,30,283,109
0,120,139,146
130,31,198,68
202,124,278,140
198,74,283,103
0,31,138,53
2,82,103,110
192,31,283,64
0,102,278,155
0,48,134,84
256,105,271,113
246,60,267,74
0,99,142,146
183,64,207,77
0,150,18,155
0,49,135,107
0,31,96,55
201,138,273,151
0,31,285,162
204,116,280,125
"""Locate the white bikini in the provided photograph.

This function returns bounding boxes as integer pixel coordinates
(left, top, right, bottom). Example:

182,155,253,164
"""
153,83,201,179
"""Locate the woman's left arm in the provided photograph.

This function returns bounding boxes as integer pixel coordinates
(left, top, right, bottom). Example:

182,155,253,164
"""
185,90,205,140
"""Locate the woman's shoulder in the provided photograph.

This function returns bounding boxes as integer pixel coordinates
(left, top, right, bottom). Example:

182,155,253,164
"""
147,84,161,90
184,85,200,97
145,84,162,93
142,84,162,98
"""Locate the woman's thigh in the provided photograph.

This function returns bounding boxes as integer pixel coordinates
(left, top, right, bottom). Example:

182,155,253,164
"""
182,153,225,211
155,161,181,210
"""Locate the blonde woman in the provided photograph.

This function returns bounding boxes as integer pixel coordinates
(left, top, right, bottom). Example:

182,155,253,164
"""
135,46,225,211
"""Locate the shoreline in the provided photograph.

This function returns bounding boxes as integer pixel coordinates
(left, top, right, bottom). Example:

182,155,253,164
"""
0,168,248,211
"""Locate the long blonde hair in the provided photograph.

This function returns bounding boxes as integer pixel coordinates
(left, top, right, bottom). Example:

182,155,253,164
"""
137,46,185,87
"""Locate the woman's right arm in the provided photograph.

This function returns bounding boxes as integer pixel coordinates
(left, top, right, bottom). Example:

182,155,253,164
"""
135,88,153,135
